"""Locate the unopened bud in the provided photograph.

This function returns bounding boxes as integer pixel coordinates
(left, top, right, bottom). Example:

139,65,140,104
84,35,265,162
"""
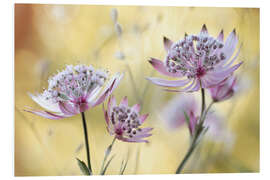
110,8,118,23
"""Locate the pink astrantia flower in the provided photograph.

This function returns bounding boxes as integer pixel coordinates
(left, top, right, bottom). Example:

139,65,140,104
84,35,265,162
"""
25,64,123,119
147,24,243,92
103,95,153,143
209,75,237,102
161,94,198,135
161,94,233,142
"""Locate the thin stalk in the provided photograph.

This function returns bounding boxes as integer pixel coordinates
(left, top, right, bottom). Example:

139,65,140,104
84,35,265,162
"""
125,63,142,104
176,87,209,174
81,112,92,174
100,137,116,174
200,88,206,118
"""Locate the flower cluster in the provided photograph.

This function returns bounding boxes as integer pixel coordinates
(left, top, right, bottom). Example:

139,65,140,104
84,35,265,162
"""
25,64,123,119
147,24,242,92
103,96,153,143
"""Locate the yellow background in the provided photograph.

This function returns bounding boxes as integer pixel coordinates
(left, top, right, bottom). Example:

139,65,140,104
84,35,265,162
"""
15,4,259,176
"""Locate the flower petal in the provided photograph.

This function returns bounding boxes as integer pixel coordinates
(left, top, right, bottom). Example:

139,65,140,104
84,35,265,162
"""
138,114,149,124
211,62,243,79
24,108,71,120
147,77,190,87
59,102,79,115
120,96,128,106
217,29,224,42
132,103,141,113
200,24,208,35
163,36,174,52
28,93,61,113
222,29,238,63
90,73,123,107
148,58,182,77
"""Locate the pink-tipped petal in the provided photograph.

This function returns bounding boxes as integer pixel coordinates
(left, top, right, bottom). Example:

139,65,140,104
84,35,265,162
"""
148,58,182,77
139,127,153,134
28,93,61,113
223,44,242,69
117,136,149,143
132,104,141,113
200,24,208,35
163,79,197,92
163,36,174,52
91,73,123,107
24,109,71,120
108,95,116,115
217,29,224,42
146,77,190,87
120,96,128,106
211,62,243,79
59,102,79,115
223,29,238,63
139,114,149,124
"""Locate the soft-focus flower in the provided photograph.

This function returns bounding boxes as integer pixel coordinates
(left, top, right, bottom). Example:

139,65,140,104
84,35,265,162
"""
161,94,233,143
25,64,123,119
103,95,153,143
161,94,198,135
147,24,243,92
209,75,237,102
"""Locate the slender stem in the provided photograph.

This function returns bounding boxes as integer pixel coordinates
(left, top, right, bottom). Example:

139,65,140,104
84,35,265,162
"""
100,137,116,174
175,87,208,174
81,112,92,174
176,137,197,173
200,88,206,118
126,63,142,104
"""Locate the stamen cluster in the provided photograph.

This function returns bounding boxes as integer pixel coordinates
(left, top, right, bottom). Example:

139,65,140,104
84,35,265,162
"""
44,65,108,103
166,34,226,79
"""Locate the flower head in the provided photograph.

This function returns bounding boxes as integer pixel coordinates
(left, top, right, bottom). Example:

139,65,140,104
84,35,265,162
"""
103,95,153,143
25,64,123,119
161,94,233,142
147,24,242,92
209,75,237,102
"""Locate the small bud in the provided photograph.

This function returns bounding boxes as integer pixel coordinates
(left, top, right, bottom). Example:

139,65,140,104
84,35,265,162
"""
115,23,122,37
110,8,118,23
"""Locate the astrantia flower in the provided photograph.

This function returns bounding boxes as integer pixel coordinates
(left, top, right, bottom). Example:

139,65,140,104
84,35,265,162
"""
103,95,153,143
25,64,123,119
161,94,233,142
209,75,237,102
147,24,243,92
161,94,198,135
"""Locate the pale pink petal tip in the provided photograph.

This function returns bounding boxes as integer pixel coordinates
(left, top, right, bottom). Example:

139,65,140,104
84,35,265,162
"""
132,103,141,113
163,36,173,52
120,96,128,106
201,24,208,34
148,58,182,77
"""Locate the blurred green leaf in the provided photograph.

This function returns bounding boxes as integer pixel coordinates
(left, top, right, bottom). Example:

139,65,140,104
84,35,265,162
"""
76,158,91,175
100,155,115,175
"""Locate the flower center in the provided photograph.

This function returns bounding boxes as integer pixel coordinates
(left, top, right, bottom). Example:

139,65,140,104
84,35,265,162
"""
196,66,206,78
42,65,108,103
165,34,226,79
111,105,142,138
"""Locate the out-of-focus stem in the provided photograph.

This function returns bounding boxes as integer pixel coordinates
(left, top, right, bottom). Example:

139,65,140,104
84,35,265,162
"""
100,137,116,174
125,63,142,104
81,112,92,174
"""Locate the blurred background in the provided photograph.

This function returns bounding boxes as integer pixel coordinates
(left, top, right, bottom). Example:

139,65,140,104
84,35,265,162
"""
14,4,259,176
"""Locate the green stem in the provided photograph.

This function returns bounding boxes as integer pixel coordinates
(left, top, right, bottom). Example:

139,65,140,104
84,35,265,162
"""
175,87,208,174
100,137,116,174
175,136,198,173
81,112,92,174
200,88,206,118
